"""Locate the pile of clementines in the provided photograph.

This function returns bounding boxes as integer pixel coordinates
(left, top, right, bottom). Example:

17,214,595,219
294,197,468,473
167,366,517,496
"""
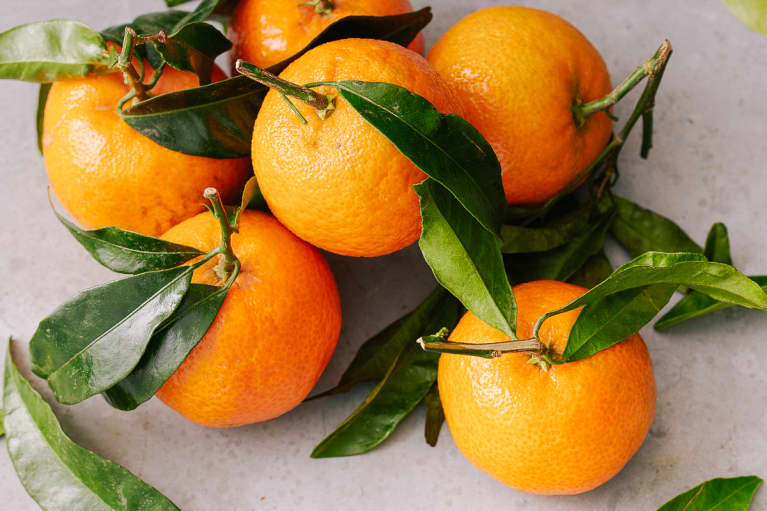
4,0,711,503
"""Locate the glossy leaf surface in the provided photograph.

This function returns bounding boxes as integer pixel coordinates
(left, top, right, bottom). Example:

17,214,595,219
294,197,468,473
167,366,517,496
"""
655,276,767,330
4,341,180,510
0,20,110,81
121,8,431,157
54,207,202,274
657,475,762,510
416,179,516,337
104,283,226,410
509,210,613,284
153,22,231,84
328,80,505,236
30,268,192,404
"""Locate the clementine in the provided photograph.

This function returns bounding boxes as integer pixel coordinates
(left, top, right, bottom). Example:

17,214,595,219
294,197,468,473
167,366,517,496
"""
427,6,613,205
251,38,463,257
155,210,342,427
43,51,251,236
228,0,425,69
438,280,655,494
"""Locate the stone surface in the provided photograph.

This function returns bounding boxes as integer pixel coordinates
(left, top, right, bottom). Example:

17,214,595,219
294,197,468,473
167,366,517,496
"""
1,0,766,509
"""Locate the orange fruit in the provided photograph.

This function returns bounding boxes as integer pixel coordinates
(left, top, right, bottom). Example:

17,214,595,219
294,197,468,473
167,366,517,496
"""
228,0,425,69
43,51,251,236
155,210,341,427
251,38,463,257
427,6,613,206
439,280,655,494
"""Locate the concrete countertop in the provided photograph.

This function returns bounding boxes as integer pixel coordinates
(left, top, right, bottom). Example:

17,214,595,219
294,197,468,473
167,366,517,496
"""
1,0,766,509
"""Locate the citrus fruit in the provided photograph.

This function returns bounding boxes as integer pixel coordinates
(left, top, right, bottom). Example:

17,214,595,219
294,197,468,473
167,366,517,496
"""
155,209,341,427
43,55,251,236
427,6,613,206
228,0,425,69
438,280,655,494
251,38,462,257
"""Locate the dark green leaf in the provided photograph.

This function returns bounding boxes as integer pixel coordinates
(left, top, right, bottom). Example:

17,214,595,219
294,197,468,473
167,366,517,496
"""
723,1,767,35
104,284,226,410
310,287,458,400
327,80,505,236
564,284,677,361
153,22,231,85
568,251,613,288
611,195,702,258
0,408,4,437
501,202,592,254
424,384,444,447
4,340,180,510
53,206,203,274
508,210,614,284
231,176,267,227
536,252,767,360
30,267,192,404
657,475,762,510
36,83,50,154
170,0,221,31
311,292,462,457
415,179,516,337
655,275,767,330
121,8,432,157
0,20,110,82
704,222,732,265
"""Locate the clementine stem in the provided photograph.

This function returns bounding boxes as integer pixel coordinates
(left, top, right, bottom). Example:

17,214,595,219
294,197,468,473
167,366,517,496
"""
235,59,336,119
300,0,334,15
116,28,149,103
574,39,672,125
417,335,544,359
204,187,240,282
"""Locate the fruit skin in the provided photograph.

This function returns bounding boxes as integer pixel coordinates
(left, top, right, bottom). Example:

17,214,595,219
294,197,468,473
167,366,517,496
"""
43,60,251,237
155,210,341,427
439,280,655,495
251,38,462,257
228,0,425,69
427,6,613,206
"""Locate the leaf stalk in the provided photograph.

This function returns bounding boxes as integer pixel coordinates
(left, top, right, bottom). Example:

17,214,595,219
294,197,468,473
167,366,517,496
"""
203,187,240,282
235,59,336,119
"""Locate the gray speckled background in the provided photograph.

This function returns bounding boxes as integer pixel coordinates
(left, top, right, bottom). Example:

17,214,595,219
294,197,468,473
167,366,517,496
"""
1,1,766,509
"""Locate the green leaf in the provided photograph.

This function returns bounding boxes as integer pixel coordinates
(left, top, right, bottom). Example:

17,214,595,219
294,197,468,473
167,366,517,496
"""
170,0,222,31
508,210,614,284
231,176,267,228
568,251,613,288
423,384,444,447
704,222,733,265
655,275,767,330
723,0,767,35
536,252,767,360
36,83,51,154
326,80,505,236
657,475,762,510
611,195,702,258
310,287,457,400
4,340,180,510
564,284,677,361
30,267,192,404
153,22,231,84
311,296,462,458
121,8,432,158
103,283,227,410
415,179,517,338
0,408,4,437
0,20,110,82
501,202,592,254
53,206,203,274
